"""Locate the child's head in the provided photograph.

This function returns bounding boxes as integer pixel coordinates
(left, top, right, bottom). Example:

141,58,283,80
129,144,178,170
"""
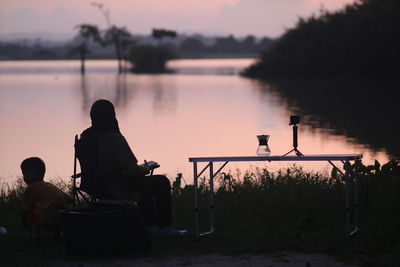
20,157,46,185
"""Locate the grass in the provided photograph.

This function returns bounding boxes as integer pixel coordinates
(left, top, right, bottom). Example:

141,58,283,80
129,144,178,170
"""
1,160,400,266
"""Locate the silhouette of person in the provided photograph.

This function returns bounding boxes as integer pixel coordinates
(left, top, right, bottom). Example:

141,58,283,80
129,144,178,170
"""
79,99,185,235
20,157,68,238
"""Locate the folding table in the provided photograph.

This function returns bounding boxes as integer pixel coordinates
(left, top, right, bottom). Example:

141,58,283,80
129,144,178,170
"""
188,154,362,238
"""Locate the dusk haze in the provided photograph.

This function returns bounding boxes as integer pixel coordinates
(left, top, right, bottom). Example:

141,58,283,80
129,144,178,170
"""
1,0,400,265
0,0,355,38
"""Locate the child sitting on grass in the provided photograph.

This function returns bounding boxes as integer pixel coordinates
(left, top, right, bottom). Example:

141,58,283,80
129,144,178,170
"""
20,157,68,239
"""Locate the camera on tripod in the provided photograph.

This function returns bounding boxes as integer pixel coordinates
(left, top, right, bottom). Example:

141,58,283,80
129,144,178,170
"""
289,115,300,125
283,115,304,156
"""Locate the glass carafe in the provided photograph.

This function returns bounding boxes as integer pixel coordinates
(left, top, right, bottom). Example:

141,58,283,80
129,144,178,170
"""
256,135,271,156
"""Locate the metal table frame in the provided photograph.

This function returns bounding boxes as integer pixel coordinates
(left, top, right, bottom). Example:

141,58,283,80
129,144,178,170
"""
188,154,362,238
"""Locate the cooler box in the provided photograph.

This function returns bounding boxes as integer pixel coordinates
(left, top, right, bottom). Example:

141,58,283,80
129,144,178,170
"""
59,202,150,255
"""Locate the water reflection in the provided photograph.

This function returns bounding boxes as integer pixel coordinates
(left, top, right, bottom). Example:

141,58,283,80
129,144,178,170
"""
149,76,177,115
168,59,249,75
0,59,392,182
79,75,90,112
115,75,126,108
78,74,131,113
261,77,400,158
76,72,178,117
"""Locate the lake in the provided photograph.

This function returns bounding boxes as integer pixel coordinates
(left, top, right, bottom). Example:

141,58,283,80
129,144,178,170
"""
0,59,389,183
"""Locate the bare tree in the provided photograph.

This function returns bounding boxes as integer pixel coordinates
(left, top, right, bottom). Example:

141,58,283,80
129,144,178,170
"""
73,24,101,74
104,26,132,73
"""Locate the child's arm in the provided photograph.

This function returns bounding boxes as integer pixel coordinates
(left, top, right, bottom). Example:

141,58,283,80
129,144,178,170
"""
21,187,39,227
21,186,34,212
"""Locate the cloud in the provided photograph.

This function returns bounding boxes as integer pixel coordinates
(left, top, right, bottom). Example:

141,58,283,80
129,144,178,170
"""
0,0,356,37
5,7,43,32
46,5,81,32
218,0,307,37
216,0,355,37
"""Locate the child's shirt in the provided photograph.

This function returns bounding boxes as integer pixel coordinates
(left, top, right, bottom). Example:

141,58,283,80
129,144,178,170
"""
22,181,66,226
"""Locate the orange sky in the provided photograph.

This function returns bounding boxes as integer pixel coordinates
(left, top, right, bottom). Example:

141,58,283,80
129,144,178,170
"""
0,0,356,39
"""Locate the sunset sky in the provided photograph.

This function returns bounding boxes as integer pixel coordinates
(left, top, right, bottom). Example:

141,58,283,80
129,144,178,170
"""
0,0,356,39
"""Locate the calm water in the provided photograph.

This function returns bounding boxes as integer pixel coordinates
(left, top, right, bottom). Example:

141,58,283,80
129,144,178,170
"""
0,59,388,183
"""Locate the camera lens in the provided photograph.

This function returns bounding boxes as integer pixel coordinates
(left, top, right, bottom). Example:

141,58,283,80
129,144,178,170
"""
290,115,300,125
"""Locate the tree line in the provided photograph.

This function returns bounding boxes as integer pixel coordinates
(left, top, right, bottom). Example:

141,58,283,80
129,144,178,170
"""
179,35,272,57
0,32,274,70
243,0,400,78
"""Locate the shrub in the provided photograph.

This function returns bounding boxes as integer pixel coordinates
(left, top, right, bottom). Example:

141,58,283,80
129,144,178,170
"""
129,44,176,73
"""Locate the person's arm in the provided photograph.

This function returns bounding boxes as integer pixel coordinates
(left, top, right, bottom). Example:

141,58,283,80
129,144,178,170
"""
113,135,149,178
21,186,37,227
21,186,34,212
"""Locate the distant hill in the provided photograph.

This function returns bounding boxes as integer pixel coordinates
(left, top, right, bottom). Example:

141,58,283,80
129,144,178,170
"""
243,0,400,78
0,32,73,42
0,33,274,60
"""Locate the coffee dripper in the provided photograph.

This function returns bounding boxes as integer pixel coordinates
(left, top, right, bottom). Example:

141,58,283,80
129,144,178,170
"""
256,135,271,156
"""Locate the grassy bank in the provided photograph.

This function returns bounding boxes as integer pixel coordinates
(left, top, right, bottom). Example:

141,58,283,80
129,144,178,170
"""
1,160,400,266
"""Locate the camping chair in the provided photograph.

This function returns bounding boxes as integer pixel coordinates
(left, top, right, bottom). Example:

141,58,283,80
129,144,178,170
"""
71,134,159,208
63,135,151,255
71,135,91,208
71,134,117,208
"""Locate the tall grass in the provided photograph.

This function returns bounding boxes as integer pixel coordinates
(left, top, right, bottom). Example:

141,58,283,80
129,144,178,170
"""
0,178,73,266
1,160,400,265
171,160,400,264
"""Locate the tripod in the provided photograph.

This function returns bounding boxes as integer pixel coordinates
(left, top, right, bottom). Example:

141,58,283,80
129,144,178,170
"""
283,121,304,157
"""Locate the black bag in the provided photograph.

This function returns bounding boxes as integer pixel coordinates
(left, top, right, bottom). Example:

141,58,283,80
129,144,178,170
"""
59,201,151,255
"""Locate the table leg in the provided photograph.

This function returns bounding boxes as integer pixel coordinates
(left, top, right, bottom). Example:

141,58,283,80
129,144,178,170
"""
195,161,229,237
344,160,358,237
193,162,199,238
209,162,215,233
344,162,351,236
349,161,359,236
354,169,359,233
200,162,216,236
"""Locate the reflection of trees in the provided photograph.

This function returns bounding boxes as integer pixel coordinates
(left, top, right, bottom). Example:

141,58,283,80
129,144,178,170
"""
77,74,130,112
150,76,177,115
114,74,128,108
263,77,400,157
79,74,90,113
76,73,177,116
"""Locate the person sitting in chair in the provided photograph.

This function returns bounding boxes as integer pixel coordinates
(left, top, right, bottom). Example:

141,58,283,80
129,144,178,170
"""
77,99,186,236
